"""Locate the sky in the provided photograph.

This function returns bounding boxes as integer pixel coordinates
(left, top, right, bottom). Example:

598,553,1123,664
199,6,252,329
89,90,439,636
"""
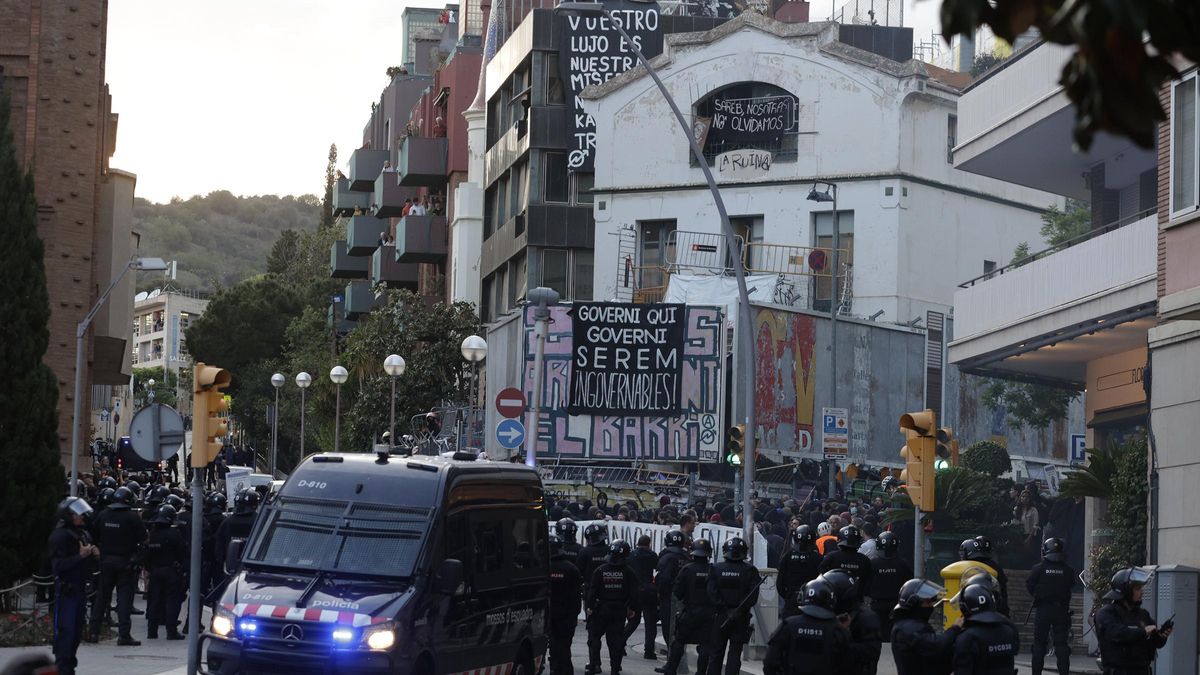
106,0,941,204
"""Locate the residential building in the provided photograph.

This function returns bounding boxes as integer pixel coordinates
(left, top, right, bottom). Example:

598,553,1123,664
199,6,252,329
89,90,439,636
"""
131,289,209,372
1,0,139,464
402,7,447,73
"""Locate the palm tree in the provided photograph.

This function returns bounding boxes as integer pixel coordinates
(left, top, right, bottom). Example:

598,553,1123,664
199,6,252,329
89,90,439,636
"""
1058,445,1122,500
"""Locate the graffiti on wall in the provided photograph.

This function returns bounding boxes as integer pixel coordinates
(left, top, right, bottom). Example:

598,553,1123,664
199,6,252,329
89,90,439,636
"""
753,308,818,457
523,305,725,461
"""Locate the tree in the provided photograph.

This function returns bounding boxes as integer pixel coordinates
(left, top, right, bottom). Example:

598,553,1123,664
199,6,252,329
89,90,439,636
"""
970,52,1006,77
132,366,179,409
939,0,1200,150
960,440,1012,477
982,378,1079,429
1072,439,1148,600
266,229,302,276
1040,199,1090,246
0,90,66,586
321,144,337,230
1010,241,1031,265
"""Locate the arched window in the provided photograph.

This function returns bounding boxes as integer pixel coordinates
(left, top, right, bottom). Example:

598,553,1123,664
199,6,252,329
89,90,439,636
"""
692,82,800,164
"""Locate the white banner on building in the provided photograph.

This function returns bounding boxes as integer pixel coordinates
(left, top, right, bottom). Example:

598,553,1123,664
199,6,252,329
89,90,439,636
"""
554,520,769,567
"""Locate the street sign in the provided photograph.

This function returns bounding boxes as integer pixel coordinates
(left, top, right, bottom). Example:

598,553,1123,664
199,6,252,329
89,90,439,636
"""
129,403,186,463
1070,434,1087,463
495,387,526,419
100,409,110,422
496,419,526,449
820,407,849,460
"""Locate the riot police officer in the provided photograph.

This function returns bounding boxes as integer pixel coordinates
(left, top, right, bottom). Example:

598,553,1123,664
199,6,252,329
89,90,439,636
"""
89,485,147,646
557,518,583,559
586,540,639,675
1027,538,1075,675
1095,567,1171,675
48,498,99,675
890,579,958,675
952,584,1020,675
578,523,611,593
624,535,660,658
145,504,187,640
200,491,227,599
763,578,852,675
706,537,760,675
777,525,821,618
820,569,882,675
656,530,691,650
658,540,715,675
141,484,169,525
959,536,1009,614
549,535,583,675
868,531,911,639
818,525,874,601
215,488,259,578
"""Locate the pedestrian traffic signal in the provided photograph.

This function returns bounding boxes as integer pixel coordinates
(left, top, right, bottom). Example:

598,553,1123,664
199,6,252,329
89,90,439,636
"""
935,427,959,470
192,362,232,468
726,424,746,466
899,409,937,510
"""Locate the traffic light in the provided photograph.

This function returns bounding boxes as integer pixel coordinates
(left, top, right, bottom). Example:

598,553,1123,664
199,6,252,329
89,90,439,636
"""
192,362,232,468
899,409,937,510
726,424,746,466
935,427,959,470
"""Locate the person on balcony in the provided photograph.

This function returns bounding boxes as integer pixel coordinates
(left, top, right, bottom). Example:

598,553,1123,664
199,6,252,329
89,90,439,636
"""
409,199,427,216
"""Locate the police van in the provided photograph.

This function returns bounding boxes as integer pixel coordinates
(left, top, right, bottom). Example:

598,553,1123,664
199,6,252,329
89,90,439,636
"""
203,452,549,675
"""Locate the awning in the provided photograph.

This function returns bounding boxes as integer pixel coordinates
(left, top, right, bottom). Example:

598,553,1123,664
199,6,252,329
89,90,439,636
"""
1087,403,1148,429
92,336,130,385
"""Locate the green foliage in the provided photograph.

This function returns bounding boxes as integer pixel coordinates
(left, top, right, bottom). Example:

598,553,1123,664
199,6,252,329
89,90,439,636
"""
133,191,320,291
0,89,66,586
1040,199,1091,246
981,378,1079,429
1082,439,1149,600
885,468,1020,545
939,0,1199,150
132,367,179,408
321,144,337,230
1010,241,1031,266
960,441,1012,477
970,52,1006,77
1060,444,1122,500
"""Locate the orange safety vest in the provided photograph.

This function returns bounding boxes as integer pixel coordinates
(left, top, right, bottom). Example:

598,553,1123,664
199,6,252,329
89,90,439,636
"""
816,535,838,555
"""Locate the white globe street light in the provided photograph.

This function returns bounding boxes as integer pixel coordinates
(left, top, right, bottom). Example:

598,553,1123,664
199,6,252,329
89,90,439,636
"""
269,373,285,476
295,372,312,459
330,366,349,452
460,335,488,363
459,336,488,453
384,355,407,450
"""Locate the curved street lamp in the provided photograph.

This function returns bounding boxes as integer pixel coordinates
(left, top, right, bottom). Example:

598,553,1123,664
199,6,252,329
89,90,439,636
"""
383,355,407,451
330,366,349,452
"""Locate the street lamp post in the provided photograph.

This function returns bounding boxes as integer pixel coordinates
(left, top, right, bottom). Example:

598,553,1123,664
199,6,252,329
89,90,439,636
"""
70,256,168,497
807,182,839,498
552,2,758,543
460,336,487,453
330,366,348,452
295,372,312,461
524,288,559,467
383,355,406,451
270,373,285,476
147,378,156,404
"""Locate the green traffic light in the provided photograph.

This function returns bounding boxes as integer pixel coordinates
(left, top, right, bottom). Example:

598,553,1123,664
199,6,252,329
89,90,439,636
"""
934,458,949,471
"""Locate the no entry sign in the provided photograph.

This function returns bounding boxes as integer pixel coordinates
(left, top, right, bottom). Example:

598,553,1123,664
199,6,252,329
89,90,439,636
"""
495,387,526,419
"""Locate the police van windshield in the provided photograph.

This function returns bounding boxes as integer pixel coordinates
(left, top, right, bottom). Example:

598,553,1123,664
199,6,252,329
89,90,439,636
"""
244,497,431,578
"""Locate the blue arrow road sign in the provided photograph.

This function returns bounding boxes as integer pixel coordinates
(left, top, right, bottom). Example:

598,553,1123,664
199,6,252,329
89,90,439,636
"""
496,419,525,449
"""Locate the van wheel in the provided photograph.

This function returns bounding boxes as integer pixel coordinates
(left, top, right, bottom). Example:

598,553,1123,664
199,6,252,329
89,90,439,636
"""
512,646,535,675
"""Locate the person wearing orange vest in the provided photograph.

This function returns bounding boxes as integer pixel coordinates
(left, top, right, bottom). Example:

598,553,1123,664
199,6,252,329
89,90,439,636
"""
816,522,838,555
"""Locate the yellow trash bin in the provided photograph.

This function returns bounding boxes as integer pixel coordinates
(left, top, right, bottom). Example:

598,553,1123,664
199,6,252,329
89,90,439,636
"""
939,559,999,629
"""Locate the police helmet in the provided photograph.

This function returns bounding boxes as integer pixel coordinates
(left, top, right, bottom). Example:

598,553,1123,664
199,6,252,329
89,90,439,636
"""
169,487,185,499
110,486,135,509
98,476,118,491
817,522,833,537
973,535,993,556
722,537,749,562
608,540,632,563
233,488,261,515
819,569,859,614
583,523,608,545
895,578,946,611
837,525,863,551
957,583,1005,623
125,480,142,499
204,492,228,515
664,530,688,548
690,539,713,561
1104,567,1153,602
555,518,578,540
549,534,564,557
165,494,185,511
793,525,816,547
57,497,93,524
96,487,116,510
798,578,838,620
877,531,899,554
881,475,898,491
958,538,985,561
153,504,178,525
145,484,169,506
1041,537,1065,562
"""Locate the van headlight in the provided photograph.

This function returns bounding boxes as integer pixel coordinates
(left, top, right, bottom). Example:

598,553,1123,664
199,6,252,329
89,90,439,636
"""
363,622,396,651
211,608,236,638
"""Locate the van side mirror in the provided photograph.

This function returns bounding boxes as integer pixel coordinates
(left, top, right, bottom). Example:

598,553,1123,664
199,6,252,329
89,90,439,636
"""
225,539,245,574
436,558,465,596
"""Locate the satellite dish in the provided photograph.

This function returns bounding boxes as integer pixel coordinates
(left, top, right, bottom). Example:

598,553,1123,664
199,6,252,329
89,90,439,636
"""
148,288,162,298
134,291,149,302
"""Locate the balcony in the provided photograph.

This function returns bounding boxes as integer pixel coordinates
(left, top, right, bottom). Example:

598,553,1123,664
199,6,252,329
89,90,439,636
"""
371,245,419,290
348,148,389,191
949,213,1159,387
397,136,448,187
327,297,356,333
330,240,369,279
332,177,369,216
346,214,389,256
372,171,417,218
344,280,380,320
395,214,448,263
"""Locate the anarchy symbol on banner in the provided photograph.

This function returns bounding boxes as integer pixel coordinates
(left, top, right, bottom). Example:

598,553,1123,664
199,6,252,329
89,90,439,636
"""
568,150,587,169
700,414,718,444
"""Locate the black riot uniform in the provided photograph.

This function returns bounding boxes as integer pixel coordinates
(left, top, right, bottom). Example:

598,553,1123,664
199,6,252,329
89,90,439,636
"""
959,537,1009,615
557,518,583,559
660,540,716,675
214,489,259,579
952,584,1020,675
585,541,639,675
821,569,882,675
579,523,611,595
1027,538,1075,675
706,538,760,675
763,578,852,675
777,526,821,619
89,487,147,645
48,498,98,675
624,538,660,657
145,505,187,640
818,526,874,602
200,492,227,599
656,531,690,649
549,536,583,675
868,532,911,640
890,579,958,675
1095,568,1170,675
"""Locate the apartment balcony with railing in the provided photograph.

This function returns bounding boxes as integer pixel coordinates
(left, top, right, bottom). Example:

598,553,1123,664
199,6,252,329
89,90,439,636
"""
348,148,390,191
372,245,419,290
330,240,369,279
395,214,448,263
372,171,417,218
332,176,370,216
346,214,390,256
344,280,380,320
397,136,448,187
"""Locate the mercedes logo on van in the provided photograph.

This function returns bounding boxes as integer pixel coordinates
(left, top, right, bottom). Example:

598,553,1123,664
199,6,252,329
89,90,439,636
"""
281,624,303,642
